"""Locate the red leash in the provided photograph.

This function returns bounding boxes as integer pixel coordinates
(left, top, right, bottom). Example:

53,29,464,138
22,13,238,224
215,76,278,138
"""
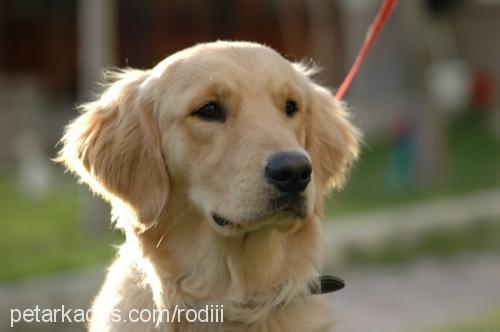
335,0,399,100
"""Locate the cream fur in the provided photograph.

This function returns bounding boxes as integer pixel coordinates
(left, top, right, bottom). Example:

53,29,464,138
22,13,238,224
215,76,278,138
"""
57,41,360,331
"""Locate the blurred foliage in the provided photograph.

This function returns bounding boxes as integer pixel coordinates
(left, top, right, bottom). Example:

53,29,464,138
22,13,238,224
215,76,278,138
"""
325,112,500,217
0,173,119,282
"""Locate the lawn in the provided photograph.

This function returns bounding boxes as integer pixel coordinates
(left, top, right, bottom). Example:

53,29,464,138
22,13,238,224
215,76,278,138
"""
0,173,119,282
324,113,500,217
421,308,500,332
343,218,500,267
0,113,498,281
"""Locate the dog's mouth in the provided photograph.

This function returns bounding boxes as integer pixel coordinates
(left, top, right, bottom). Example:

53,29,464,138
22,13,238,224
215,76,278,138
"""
211,194,307,230
212,214,237,227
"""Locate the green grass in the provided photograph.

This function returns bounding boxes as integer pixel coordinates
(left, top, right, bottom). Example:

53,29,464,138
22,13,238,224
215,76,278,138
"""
343,219,500,267
421,308,500,332
325,113,500,217
0,114,498,281
0,173,119,282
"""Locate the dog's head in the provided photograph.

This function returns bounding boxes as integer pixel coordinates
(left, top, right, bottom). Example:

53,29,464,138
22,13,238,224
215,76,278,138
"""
58,41,360,235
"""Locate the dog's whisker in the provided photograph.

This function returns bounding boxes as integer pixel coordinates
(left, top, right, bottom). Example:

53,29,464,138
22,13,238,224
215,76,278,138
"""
156,206,195,248
55,40,360,330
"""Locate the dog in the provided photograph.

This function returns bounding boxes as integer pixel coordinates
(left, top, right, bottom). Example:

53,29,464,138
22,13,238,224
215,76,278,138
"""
57,41,360,331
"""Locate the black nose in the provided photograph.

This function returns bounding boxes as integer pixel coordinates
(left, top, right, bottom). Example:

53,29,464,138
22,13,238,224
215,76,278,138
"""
265,152,312,194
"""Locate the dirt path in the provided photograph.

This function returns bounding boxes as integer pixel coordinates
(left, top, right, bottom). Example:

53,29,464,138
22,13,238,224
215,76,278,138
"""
1,255,499,331
329,254,500,332
323,188,500,266
2,188,500,331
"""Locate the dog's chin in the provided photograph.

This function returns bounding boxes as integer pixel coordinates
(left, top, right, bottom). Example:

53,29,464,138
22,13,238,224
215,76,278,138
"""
209,207,308,237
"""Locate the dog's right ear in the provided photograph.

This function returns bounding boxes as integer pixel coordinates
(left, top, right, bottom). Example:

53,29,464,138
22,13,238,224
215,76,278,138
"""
56,70,169,231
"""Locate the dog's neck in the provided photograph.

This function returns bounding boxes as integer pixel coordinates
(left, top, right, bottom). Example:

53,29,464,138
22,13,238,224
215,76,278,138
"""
127,193,323,322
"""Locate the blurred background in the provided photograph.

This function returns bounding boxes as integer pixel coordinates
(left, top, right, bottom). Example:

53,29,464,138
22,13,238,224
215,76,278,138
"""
0,0,499,331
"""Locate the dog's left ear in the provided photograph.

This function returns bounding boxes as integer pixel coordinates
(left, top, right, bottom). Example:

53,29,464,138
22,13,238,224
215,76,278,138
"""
56,70,169,231
305,81,361,214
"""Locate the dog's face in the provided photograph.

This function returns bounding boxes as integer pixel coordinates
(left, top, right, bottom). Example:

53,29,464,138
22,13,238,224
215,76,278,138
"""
58,41,359,236
155,44,317,235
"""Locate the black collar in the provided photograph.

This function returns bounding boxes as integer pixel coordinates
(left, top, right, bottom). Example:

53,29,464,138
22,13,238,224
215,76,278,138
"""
309,275,345,295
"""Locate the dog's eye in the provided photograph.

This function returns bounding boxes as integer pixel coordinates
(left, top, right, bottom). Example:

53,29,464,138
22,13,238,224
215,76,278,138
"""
285,100,298,117
192,102,225,122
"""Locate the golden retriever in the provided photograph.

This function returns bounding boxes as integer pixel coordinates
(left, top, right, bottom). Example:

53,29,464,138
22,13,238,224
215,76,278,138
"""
57,41,360,331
